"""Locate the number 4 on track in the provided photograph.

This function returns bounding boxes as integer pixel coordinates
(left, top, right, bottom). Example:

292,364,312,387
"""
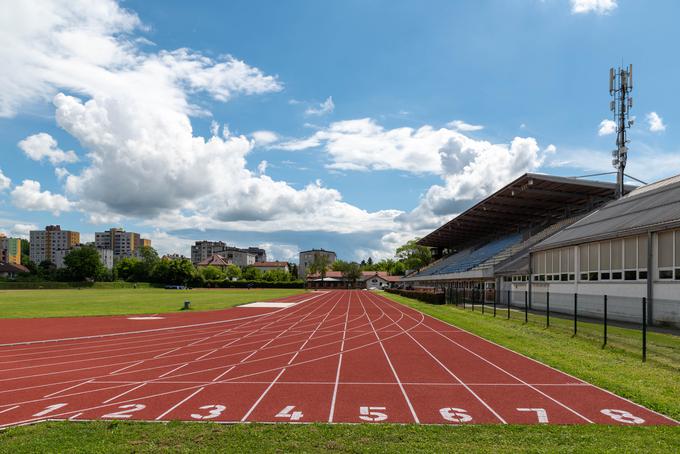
276,405,303,421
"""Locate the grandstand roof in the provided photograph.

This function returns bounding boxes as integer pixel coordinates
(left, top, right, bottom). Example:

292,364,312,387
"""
533,173,680,250
418,173,629,249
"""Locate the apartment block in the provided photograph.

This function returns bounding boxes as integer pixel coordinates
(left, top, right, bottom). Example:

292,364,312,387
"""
53,245,114,270
0,234,21,265
29,225,80,265
95,228,151,259
298,249,337,278
191,241,264,267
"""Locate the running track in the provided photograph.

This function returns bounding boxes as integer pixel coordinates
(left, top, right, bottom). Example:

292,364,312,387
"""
0,290,676,428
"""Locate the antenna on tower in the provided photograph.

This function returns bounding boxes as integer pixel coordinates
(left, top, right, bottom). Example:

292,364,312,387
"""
609,63,634,198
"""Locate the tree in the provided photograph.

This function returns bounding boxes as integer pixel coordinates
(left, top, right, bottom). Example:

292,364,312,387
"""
138,246,160,280
308,253,330,285
242,267,262,280
114,257,144,281
341,262,362,288
367,257,373,266
262,269,291,282
289,263,298,279
396,239,432,270
63,246,105,281
225,264,242,280
152,258,196,285
331,260,349,271
38,260,57,280
200,265,225,281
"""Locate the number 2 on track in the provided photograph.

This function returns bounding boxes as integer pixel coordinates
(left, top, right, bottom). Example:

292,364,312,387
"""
102,404,146,419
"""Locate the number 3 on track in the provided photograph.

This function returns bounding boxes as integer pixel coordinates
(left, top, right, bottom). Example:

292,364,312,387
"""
359,406,387,422
191,404,225,420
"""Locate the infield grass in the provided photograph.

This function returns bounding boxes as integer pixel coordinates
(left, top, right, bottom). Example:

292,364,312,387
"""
0,288,306,318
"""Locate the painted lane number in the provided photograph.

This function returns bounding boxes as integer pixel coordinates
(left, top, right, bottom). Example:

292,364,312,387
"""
102,404,146,419
191,404,226,420
439,407,472,423
276,405,303,421
517,408,549,423
601,409,645,424
359,406,387,422
32,403,68,417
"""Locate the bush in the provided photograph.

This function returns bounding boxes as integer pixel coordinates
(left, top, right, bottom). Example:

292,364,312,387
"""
385,288,445,305
0,281,157,290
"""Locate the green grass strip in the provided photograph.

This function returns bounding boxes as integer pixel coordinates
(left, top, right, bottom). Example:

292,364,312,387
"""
0,288,306,318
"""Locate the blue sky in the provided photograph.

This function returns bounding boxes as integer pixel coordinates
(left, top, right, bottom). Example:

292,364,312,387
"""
1,0,678,262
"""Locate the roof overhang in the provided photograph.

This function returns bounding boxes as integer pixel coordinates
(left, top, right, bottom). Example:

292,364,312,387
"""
418,173,632,249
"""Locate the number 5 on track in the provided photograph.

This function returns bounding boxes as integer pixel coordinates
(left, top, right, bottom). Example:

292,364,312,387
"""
359,406,387,422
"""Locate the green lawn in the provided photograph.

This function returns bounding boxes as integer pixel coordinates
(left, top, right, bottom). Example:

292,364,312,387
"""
0,288,306,318
1,421,679,453
381,293,680,421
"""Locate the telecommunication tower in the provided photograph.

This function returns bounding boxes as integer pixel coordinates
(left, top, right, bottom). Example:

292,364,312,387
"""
609,64,634,198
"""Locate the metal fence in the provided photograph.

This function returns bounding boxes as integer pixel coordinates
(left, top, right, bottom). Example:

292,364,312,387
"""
443,286,679,364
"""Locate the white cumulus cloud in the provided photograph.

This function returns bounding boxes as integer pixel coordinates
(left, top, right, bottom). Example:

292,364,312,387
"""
11,180,73,215
646,112,666,132
571,0,617,15
598,119,616,136
0,169,10,191
251,130,279,146
447,120,484,132
18,133,79,165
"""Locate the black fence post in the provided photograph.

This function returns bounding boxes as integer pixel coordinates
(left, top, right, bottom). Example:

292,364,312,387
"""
472,289,475,312
507,290,511,319
546,291,550,328
573,293,578,336
524,290,528,324
462,289,466,309
493,290,497,317
642,297,647,362
603,295,608,348
481,288,485,314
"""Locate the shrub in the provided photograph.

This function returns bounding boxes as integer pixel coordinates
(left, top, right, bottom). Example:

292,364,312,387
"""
385,288,445,305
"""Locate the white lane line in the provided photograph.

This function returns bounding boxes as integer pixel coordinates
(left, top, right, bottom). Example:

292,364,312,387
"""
0,405,19,414
43,379,93,398
155,387,205,420
239,369,286,422
368,293,507,424
102,383,147,404
194,349,219,361
375,293,595,424
328,290,352,422
356,291,420,424
159,363,189,379
109,360,144,375
154,346,183,359
68,412,82,420
240,292,344,422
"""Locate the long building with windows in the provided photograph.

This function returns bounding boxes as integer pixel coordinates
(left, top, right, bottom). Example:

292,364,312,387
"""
29,225,80,265
531,174,680,326
94,228,151,259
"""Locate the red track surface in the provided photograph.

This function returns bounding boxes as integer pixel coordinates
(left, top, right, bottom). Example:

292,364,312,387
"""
0,290,676,428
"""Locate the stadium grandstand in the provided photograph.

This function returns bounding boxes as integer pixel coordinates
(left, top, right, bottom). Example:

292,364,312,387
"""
401,173,631,304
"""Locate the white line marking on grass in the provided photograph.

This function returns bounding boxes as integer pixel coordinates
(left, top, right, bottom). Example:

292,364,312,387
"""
155,387,205,420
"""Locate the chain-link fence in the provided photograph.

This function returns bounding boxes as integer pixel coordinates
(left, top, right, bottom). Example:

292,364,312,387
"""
443,286,679,365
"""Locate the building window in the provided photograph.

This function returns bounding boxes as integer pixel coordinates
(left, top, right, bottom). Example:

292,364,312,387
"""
658,231,674,279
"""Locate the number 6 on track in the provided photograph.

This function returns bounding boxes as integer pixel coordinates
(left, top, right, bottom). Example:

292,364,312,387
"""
359,406,387,422
439,407,472,423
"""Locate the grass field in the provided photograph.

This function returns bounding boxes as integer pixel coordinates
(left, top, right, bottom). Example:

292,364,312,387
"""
2,421,679,453
0,288,306,318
